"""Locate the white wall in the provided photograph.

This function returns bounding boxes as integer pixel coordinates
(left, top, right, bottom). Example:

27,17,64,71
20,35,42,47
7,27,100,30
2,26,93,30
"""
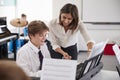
82,0,120,22
0,6,16,30
82,0,120,45
52,0,82,19
89,30,120,43
17,0,52,22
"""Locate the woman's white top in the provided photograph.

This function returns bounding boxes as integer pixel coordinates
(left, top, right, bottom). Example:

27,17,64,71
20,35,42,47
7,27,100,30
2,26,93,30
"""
48,18,94,50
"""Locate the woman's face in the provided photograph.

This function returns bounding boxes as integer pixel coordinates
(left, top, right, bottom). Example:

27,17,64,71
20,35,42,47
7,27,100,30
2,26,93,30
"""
60,13,73,27
30,30,48,48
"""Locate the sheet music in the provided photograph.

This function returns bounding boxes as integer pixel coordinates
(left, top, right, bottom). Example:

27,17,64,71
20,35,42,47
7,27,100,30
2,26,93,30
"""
88,39,109,59
112,44,120,64
41,58,77,80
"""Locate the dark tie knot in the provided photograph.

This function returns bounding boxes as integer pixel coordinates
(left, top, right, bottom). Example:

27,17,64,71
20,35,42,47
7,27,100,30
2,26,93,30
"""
38,50,44,70
38,50,43,59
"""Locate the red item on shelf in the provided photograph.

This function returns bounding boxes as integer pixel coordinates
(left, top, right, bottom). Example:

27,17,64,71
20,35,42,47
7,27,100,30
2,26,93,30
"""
104,44,115,55
104,44,120,55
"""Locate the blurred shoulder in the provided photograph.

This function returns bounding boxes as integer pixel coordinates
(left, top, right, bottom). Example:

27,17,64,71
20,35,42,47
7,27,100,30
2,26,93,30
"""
49,18,58,26
78,19,84,25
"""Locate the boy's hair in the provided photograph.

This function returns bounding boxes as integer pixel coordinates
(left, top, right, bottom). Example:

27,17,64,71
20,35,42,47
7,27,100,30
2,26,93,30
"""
28,20,49,36
0,60,31,80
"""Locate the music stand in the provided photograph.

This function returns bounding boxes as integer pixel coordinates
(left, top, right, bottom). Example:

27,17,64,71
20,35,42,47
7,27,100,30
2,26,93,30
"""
76,52,103,80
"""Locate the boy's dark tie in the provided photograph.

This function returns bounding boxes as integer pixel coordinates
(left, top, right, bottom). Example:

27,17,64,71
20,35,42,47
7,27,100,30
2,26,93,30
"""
38,50,43,70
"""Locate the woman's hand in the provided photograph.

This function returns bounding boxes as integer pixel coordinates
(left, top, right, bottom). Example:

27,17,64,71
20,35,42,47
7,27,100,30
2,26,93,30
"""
55,48,72,59
87,42,94,52
63,52,71,60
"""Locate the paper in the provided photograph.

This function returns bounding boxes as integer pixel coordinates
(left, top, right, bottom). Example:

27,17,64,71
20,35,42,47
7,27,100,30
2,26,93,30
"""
88,39,108,59
112,44,120,64
41,58,77,80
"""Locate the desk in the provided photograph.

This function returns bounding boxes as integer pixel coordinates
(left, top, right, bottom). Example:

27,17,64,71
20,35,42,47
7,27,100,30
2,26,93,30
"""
92,70,119,80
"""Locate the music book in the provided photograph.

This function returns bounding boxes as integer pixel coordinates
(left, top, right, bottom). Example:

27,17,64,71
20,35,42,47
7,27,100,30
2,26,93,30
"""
41,58,77,80
112,44,120,64
88,39,109,59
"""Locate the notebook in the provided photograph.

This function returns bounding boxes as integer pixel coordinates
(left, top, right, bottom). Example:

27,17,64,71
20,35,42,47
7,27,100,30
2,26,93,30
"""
41,58,77,80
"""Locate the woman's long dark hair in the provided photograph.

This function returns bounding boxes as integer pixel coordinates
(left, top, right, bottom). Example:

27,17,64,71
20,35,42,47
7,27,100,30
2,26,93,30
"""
59,3,79,32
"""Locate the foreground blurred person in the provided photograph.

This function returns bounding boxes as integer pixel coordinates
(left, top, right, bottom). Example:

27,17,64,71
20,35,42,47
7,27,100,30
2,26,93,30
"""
0,60,31,80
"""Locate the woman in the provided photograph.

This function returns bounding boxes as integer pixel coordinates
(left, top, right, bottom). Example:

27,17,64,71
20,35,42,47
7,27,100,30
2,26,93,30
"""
48,3,95,60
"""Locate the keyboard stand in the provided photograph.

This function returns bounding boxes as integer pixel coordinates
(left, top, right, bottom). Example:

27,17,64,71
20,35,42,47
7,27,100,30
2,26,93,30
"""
79,62,103,80
116,64,120,76
76,52,104,80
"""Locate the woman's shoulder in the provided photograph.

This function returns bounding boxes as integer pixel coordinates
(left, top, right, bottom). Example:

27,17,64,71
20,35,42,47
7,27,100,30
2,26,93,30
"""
77,20,85,28
76,20,88,31
48,18,60,30
78,20,84,25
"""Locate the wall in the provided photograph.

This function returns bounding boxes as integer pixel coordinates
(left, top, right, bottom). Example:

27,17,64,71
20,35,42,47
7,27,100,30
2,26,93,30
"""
82,0,120,44
17,0,52,22
82,0,120,22
0,0,16,30
52,0,82,19
88,27,120,44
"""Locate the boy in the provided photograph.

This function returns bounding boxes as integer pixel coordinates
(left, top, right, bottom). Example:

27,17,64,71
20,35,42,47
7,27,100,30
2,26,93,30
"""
16,20,57,77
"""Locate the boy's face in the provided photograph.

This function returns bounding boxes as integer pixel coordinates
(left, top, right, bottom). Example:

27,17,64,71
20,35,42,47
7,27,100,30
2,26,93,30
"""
30,30,48,48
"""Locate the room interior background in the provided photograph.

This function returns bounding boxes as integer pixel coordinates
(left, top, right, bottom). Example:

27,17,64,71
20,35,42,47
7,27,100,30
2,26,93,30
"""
0,0,120,51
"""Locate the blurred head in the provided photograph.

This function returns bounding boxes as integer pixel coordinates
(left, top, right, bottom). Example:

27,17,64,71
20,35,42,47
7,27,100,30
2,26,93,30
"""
21,14,27,19
21,13,28,25
0,60,31,80
28,20,49,48
59,3,79,31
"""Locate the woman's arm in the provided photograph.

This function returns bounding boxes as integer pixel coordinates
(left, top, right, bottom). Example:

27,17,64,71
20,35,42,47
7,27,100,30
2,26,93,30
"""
78,21,95,52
